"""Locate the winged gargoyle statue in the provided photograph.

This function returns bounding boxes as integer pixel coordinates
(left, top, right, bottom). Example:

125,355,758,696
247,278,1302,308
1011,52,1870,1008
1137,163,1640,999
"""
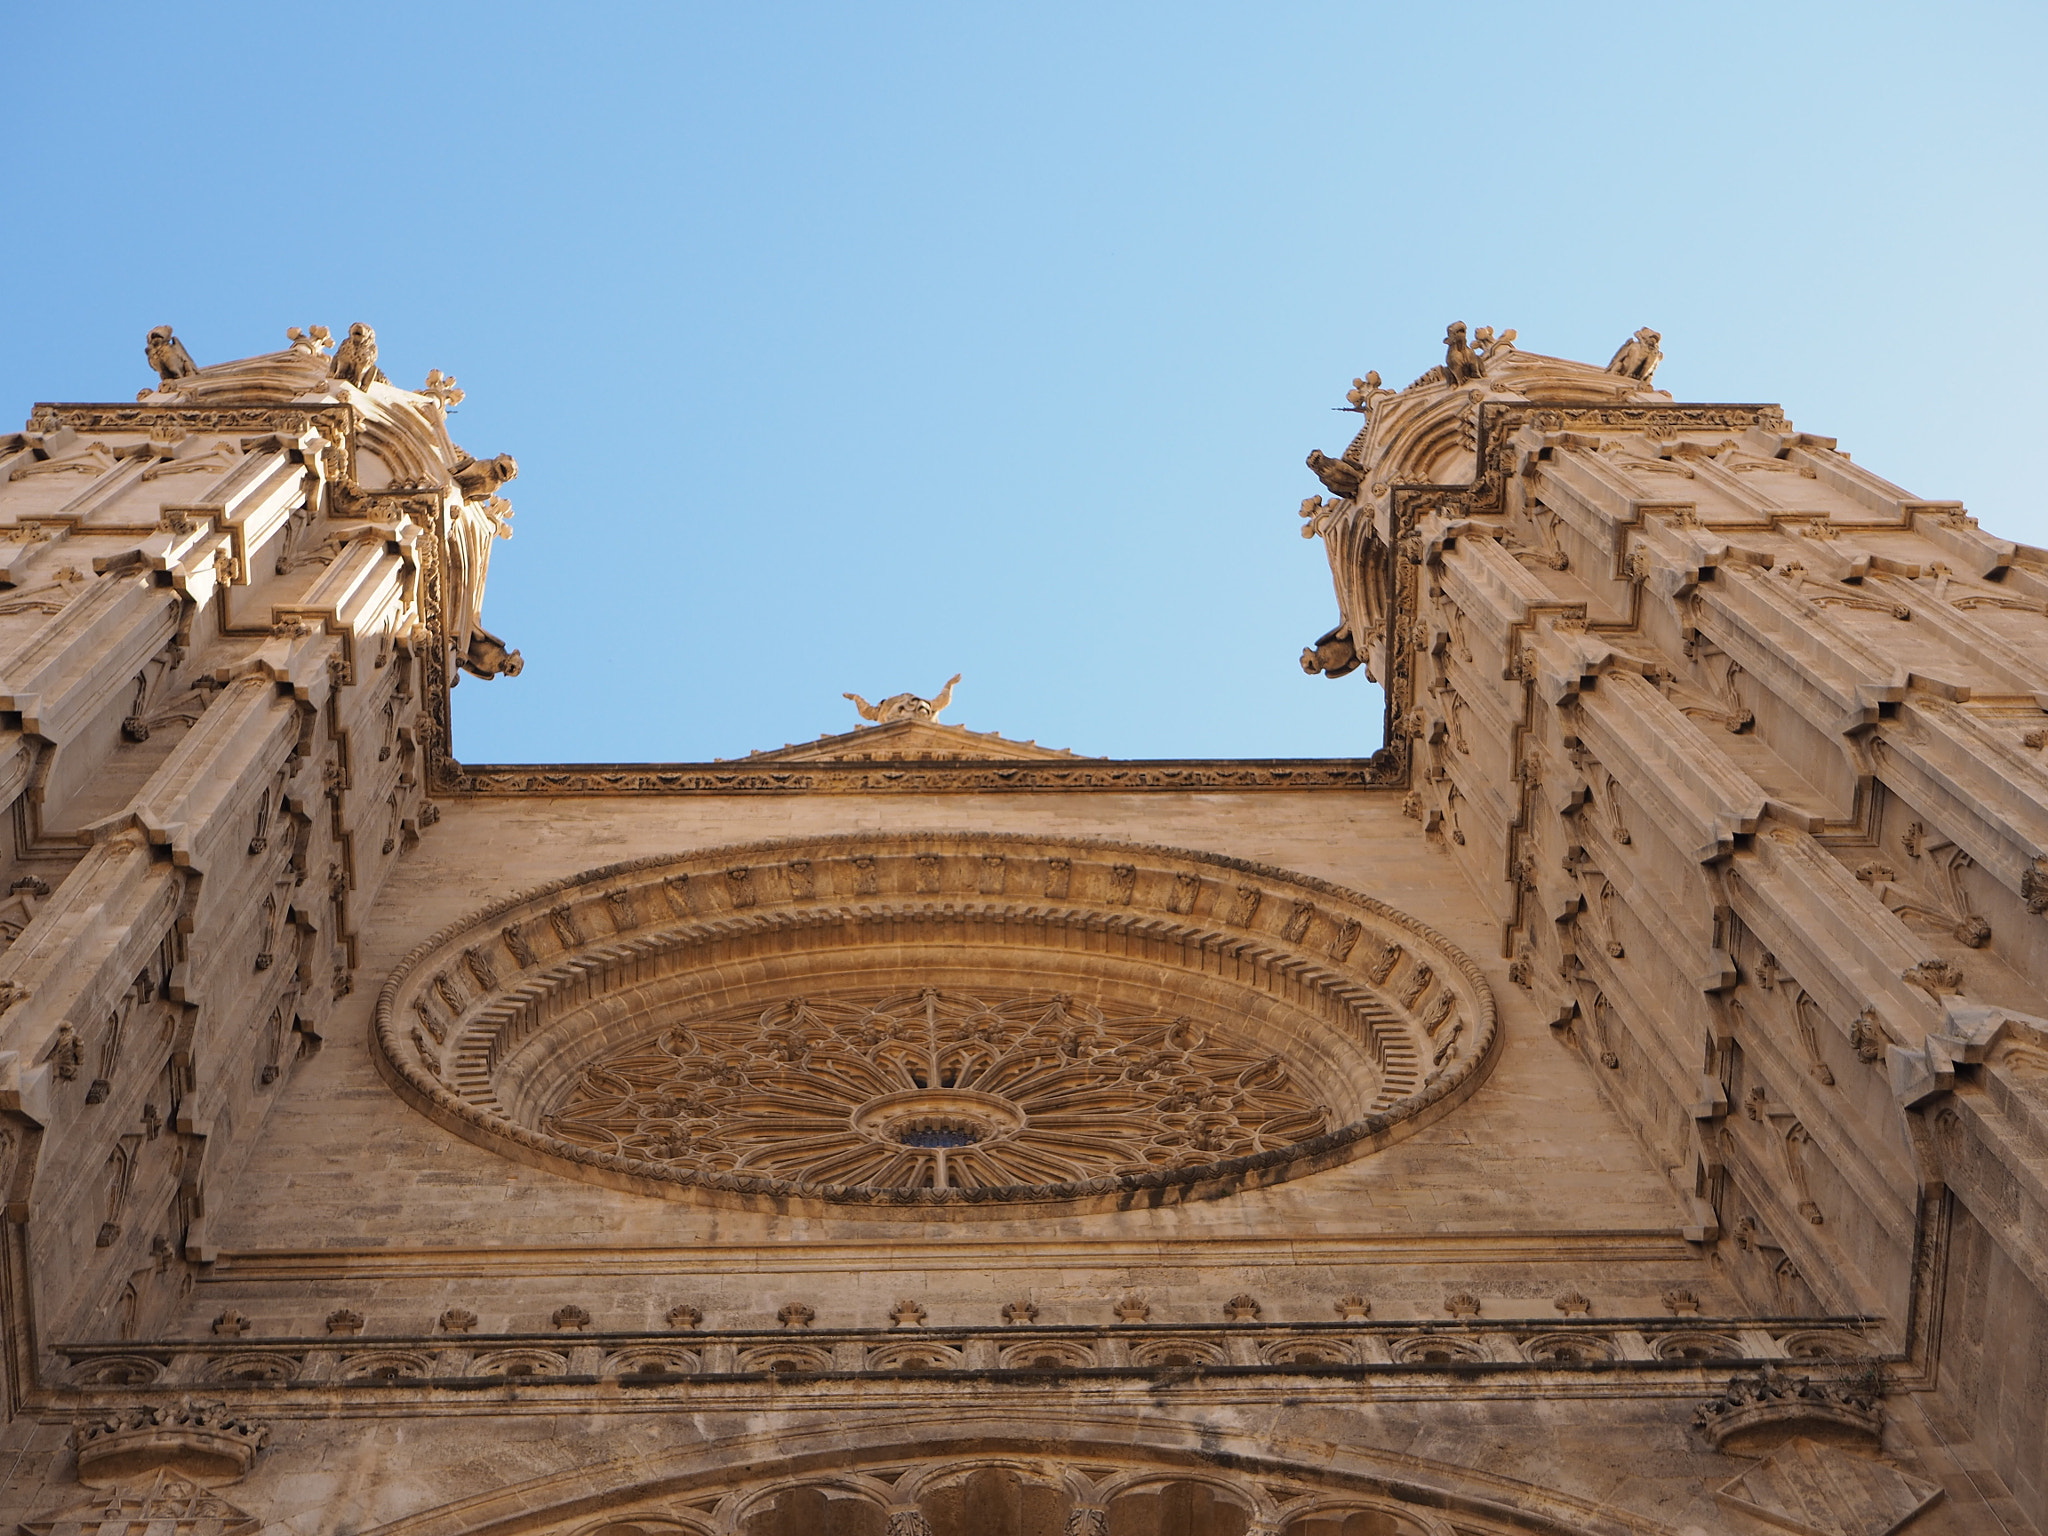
844,674,961,725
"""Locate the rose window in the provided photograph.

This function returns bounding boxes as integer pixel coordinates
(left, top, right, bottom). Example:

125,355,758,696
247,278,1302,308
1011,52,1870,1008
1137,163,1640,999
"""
541,989,1329,1193
378,833,1497,1214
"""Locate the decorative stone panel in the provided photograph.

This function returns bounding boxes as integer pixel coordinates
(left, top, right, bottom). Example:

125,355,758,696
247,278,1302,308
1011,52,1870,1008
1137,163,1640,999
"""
374,832,1498,1216
72,1401,270,1484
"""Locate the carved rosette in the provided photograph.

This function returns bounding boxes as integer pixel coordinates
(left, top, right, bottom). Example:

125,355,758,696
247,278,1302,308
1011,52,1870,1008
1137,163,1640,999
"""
374,832,1498,1215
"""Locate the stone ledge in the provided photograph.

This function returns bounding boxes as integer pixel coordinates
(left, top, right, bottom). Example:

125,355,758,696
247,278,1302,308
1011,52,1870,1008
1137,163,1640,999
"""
55,1316,1883,1400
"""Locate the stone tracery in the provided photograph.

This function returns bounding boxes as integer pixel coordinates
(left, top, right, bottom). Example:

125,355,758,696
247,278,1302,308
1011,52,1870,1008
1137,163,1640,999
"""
376,831,1498,1213
543,988,1329,1193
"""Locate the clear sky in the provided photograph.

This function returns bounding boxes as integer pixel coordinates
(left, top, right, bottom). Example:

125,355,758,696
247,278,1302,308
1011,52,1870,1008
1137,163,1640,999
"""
3,5,2043,764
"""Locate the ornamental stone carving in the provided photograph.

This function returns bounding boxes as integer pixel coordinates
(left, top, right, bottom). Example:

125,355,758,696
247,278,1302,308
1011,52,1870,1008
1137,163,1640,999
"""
72,1399,270,1484
22,1473,259,1536
1692,1366,1886,1454
542,988,1330,1195
374,832,1498,1215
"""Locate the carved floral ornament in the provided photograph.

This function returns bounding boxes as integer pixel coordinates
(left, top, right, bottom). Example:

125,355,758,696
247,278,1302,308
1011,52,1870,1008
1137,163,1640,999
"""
374,832,1497,1215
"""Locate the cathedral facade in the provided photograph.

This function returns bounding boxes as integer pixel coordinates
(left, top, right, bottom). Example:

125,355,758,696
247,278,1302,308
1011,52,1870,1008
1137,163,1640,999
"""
0,323,2041,1536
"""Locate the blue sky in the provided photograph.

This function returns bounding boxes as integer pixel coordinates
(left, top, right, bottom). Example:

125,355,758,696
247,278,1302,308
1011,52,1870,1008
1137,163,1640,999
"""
3,5,2042,763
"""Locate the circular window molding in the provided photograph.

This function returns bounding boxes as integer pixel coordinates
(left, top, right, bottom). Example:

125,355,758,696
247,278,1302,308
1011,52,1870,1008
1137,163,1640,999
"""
374,831,1498,1216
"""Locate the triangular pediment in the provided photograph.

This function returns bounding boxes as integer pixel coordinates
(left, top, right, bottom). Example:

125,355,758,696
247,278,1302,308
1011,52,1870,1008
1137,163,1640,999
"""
735,719,1090,763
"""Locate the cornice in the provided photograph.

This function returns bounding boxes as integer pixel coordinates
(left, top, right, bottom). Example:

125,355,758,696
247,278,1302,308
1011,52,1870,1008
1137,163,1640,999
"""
205,1230,1699,1278
439,756,1397,795
46,1314,1888,1416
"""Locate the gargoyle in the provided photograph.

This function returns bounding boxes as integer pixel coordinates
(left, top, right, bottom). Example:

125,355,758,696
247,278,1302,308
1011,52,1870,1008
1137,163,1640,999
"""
459,628,524,680
452,452,518,501
845,674,961,724
145,326,197,383
1607,327,1663,383
1443,322,1482,385
330,322,385,390
1300,626,1360,679
1305,450,1364,501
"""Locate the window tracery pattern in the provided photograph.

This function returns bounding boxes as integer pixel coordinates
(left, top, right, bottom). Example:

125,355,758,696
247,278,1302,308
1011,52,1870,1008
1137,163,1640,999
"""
543,989,1328,1194
376,833,1499,1213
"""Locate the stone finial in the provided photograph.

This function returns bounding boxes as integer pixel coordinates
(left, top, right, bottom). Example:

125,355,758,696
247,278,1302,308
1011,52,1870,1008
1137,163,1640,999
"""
438,1307,477,1334
550,1305,591,1332
1444,1292,1481,1319
665,1303,703,1330
420,370,465,408
1901,960,1963,997
776,1302,815,1330
1343,372,1384,411
1553,1290,1592,1316
888,1299,927,1328
1001,1300,1039,1325
285,325,333,357
1661,1288,1702,1316
844,674,961,726
210,1311,250,1338
1222,1294,1261,1323
1333,1294,1371,1321
323,1309,364,1336
1112,1294,1150,1323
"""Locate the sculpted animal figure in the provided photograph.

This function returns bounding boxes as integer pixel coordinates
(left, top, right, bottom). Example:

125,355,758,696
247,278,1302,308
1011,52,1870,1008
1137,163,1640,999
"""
1443,321,1482,385
330,322,382,389
460,629,523,680
145,326,197,383
845,674,962,724
1305,449,1364,501
1300,627,1360,679
451,452,518,501
1607,327,1663,383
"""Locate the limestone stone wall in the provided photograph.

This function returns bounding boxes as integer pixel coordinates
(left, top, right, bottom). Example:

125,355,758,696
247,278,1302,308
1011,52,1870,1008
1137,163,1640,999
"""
0,334,497,1418
0,326,2041,1536
1300,331,2048,1528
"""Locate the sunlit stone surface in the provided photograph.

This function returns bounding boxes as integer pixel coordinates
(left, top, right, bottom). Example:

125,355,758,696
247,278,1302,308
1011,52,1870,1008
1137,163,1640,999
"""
0,323,2042,1536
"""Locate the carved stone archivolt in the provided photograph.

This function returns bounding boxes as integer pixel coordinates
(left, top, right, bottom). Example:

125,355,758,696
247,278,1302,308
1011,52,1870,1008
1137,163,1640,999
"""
375,833,1498,1214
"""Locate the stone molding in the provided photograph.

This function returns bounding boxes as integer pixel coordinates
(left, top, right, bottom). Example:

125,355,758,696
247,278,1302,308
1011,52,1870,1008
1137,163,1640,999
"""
440,757,1395,795
372,831,1499,1215
56,1317,1880,1401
